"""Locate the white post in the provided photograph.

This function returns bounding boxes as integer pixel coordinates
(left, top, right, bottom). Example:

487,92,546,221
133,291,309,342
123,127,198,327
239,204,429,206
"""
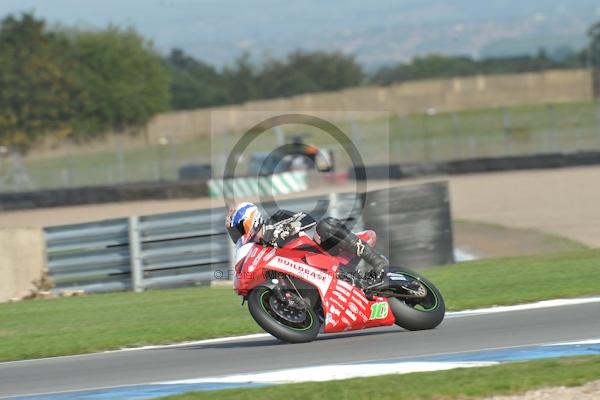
274,126,286,147
452,112,461,159
329,192,339,219
116,136,125,183
128,216,144,292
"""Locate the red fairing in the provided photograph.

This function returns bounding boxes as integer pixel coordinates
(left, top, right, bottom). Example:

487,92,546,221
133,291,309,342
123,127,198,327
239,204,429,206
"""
322,280,395,333
233,245,279,296
233,232,396,332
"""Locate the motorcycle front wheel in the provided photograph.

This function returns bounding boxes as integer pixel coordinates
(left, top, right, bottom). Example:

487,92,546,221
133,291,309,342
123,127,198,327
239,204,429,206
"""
387,267,445,331
247,286,320,343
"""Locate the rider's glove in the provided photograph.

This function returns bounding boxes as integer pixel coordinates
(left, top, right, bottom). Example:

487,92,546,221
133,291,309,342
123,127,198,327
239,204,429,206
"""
263,214,304,247
367,267,386,282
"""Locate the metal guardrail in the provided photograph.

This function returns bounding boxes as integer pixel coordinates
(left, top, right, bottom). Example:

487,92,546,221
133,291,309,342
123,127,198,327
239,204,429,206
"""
44,193,362,294
44,184,454,295
45,218,131,293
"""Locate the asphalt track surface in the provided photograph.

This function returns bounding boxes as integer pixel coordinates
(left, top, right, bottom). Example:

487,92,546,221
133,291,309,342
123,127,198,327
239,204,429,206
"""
1,301,600,398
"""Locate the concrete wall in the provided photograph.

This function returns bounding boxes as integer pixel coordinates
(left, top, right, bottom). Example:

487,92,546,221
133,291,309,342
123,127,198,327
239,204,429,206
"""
0,228,45,302
146,69,593,143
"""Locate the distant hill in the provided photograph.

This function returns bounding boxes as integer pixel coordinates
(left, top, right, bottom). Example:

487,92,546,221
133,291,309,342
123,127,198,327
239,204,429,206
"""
1,0,599,69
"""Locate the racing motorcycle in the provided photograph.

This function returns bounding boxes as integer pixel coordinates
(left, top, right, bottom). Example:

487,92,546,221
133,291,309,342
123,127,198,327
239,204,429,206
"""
233,229,445,343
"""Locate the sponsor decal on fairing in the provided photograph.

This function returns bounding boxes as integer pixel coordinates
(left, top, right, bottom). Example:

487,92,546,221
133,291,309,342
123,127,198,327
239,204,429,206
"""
333,290,348,303
351,296,368,310
248,248,267,272
262,248,277,262
334,285,351,297
330,297,345,310
267,256,333,295
340,316,353,330
345,309,357,321
336,280,354,291
330,307,341,317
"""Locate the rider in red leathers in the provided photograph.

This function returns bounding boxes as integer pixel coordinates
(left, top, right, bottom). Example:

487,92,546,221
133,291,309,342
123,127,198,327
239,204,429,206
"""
225,202,389,287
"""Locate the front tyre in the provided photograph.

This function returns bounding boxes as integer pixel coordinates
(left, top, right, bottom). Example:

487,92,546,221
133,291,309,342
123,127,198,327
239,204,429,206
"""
247,286,320,343
388,268,445,331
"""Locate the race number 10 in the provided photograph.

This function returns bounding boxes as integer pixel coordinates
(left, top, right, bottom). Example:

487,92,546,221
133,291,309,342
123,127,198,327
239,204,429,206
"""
369,302,389,319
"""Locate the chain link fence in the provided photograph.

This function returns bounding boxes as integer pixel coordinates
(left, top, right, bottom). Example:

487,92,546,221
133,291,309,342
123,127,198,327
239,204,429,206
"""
2,100,600,192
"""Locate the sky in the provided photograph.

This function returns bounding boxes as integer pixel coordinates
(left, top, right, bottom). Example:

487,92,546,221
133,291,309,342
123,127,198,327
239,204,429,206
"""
1,0,599,67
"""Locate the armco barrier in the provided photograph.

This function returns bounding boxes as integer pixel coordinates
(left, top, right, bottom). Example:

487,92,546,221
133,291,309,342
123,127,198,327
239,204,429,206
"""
45,218,132,293
6,152,600,211
0,181,210,211
0,172,307,211
350,151,600,180
45,210,229,294
44,194,359,294
43,184,453,295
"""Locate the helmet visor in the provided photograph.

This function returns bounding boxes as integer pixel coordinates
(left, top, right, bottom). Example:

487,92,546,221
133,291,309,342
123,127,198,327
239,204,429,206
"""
227,221,244,244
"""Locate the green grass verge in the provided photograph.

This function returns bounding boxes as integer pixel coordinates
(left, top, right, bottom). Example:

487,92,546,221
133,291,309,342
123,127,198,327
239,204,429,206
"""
424,249,600,310
0,286,258,362
1,249,599,361
159,356,600,400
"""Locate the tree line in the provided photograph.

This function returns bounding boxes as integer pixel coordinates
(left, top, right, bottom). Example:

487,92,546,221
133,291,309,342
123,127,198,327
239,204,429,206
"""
1,12,599,148
0,14,169,148
371,50,587,86
165,49,363,109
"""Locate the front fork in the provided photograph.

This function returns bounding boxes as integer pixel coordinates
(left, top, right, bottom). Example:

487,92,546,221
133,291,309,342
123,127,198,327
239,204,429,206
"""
240,277,300,308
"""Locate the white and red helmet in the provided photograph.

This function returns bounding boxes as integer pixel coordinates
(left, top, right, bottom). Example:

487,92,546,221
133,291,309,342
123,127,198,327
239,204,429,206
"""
225,202,264,245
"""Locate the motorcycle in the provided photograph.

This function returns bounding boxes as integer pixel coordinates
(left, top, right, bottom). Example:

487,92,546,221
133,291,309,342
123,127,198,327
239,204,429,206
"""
233,230,445,343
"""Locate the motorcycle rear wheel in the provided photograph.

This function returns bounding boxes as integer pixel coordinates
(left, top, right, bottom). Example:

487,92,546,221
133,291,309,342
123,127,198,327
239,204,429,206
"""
248,286,320,343
387,268,445,331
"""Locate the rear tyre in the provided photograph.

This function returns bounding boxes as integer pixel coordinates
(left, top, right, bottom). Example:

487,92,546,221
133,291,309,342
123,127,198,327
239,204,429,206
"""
247,286,320,343
387,268,445,331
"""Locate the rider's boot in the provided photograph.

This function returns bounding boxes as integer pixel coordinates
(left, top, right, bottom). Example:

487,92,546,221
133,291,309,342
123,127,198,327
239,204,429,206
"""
355,241,388,288
318,219,426,296
317,217,389,288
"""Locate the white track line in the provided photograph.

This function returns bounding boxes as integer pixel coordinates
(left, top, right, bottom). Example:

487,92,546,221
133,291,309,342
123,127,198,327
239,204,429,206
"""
160,337,600,387
1,296,599,366
4,339,597,398
160,361,497,385
118,333,271,351
1,362,499,399
446,296,600,318
0,333,272,365
543,338,600,346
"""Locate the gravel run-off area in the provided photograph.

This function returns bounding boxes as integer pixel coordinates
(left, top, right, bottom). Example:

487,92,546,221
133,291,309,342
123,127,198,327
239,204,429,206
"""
483,380,600,400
